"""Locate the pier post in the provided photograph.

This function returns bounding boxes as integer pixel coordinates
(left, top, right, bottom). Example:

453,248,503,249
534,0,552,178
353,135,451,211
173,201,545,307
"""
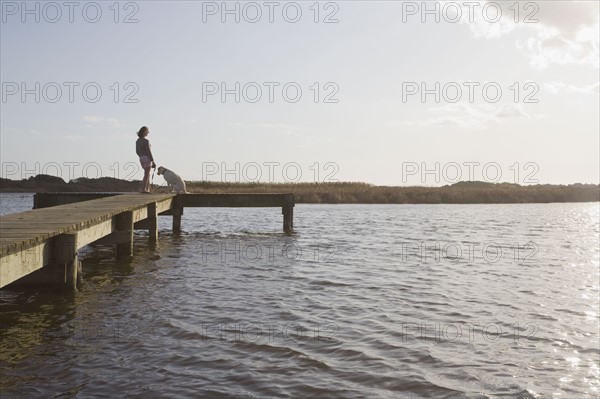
283,194,294,234
55,234,79,290
116,211,134,259
9,234,79,290
148,203,158,243
172,196,183,235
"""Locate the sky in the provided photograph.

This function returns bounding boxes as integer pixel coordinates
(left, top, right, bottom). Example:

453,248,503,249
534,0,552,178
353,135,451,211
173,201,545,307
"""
1,0,598,186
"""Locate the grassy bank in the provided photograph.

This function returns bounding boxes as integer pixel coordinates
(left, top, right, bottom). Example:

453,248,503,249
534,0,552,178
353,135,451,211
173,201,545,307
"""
1,175,597,204
185,181,600,204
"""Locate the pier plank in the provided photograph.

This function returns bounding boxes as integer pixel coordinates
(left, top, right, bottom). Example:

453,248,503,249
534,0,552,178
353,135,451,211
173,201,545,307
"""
1,194,175,257
1,192,293,289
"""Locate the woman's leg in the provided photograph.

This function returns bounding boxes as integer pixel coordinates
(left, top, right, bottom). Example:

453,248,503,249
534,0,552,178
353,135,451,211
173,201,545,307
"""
142,166,151,192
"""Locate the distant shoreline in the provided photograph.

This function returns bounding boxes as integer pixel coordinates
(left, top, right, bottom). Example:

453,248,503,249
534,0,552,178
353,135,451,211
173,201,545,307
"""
1,175,598,204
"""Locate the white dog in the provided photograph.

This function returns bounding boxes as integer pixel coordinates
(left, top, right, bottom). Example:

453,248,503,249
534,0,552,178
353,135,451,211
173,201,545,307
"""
157,166,188,193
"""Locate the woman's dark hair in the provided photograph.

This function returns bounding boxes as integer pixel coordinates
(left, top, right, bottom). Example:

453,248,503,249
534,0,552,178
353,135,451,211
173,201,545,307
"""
137,126,149,137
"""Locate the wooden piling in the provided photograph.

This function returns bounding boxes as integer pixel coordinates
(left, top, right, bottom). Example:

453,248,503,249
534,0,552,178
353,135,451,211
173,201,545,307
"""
55,233,78,290
172,196,183,235
116,211,134,259
10,234,78,290
283,194,294,234
147,203,158,243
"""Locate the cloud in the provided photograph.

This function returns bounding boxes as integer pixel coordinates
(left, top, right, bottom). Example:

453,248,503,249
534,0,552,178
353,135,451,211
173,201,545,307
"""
516,26,600,69
63,134,85,140
256,123,297,130
447,1,600,69
228,122,303,137
533,1,599,36
495,103,530,119
256,122,302,136
543,81,600,94
82,115,123,128
403,102,530,129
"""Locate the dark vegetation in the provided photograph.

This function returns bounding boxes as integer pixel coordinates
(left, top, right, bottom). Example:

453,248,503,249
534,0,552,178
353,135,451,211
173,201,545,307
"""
1,175,598,203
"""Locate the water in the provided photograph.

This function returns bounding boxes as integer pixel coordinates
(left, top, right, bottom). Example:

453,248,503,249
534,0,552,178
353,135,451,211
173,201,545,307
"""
1,193,598,398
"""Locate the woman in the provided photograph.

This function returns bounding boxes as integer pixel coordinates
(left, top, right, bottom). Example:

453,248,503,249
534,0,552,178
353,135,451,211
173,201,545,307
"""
136,126,156,193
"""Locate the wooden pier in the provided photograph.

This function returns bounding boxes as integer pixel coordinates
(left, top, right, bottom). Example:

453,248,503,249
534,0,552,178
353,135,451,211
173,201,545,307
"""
0,193,294,290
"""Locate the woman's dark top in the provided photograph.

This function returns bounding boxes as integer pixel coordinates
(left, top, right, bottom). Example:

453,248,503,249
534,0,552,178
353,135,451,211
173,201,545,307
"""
136,137,154,161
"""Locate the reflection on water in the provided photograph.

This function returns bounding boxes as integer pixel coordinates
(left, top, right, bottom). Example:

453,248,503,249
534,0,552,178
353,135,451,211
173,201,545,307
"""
1,193,599,398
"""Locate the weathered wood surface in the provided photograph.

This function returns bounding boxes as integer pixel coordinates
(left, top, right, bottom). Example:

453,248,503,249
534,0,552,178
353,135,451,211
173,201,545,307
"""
33,192,118,209
35,192,295,208
33,192,295,233
2,192,295,289
1,194,176,288
1,194,176,256
180,193,293,207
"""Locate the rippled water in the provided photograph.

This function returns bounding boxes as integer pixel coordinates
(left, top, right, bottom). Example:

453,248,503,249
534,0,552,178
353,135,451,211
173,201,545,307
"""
1,193,599,398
